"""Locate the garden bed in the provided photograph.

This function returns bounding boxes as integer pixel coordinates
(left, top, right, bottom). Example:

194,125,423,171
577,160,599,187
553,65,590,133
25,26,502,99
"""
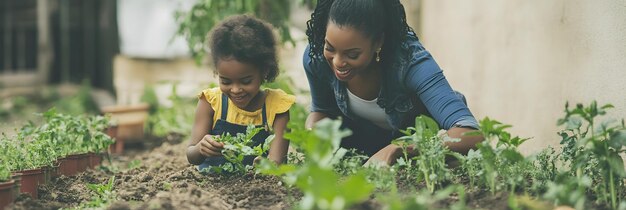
1,91,624,210
3,136,518,210
3,133,592,210
7,135,294,210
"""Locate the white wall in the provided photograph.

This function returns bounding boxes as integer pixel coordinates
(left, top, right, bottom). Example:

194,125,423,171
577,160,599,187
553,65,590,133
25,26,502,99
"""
417,0,626,154
117,0,195,58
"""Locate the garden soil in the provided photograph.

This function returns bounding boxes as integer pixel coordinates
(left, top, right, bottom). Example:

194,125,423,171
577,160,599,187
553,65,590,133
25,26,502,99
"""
6,135,510,210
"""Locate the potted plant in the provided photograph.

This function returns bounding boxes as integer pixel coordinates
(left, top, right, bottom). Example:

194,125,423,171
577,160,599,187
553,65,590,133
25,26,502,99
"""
101,103,149,154
0,163,17,209
2,130,46,199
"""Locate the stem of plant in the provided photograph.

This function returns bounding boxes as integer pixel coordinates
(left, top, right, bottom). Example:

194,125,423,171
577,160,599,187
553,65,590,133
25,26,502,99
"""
423,169,433,193
610,167,616,209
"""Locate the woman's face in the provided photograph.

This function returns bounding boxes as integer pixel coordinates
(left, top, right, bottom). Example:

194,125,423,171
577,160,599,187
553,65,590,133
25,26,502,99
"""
216,57,264,110
323,22,381,81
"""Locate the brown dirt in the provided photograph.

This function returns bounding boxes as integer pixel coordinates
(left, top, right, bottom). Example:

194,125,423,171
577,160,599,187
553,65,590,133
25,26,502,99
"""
7,135,295,210
4,134,539,210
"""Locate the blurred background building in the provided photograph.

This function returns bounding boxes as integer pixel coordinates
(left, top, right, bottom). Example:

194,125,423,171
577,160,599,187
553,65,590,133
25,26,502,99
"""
1,0,624,154
0,0,118,91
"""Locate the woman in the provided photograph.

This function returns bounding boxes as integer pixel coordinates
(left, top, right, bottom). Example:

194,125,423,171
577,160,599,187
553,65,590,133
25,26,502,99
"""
303,0,483,165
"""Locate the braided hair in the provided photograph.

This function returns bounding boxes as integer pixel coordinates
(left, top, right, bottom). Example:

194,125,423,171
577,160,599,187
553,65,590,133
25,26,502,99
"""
306,0,416,64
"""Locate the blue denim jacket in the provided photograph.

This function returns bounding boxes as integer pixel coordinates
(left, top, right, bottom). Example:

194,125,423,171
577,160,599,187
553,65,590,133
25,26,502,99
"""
303,32,479,133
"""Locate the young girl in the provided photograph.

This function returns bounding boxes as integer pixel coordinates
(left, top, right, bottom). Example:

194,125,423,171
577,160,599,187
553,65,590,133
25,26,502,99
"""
186,15,295,171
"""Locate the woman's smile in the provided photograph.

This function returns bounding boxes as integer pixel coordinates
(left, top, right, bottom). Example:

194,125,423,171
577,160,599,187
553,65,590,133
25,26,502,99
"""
334,68,354,80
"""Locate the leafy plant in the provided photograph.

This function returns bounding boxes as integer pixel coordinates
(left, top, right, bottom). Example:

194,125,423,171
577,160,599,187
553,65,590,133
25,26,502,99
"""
54,80,100,115
363,164,398,191
203,125,268,174
258,118,374,210
127,159,142,170
78,176,117,209
461,118,532,195
380,184,467,210
1,108,114,172
528,147,559,194
543,173,591,210
0,162,11,182
556,101,626,209
145,84,196,137
333,149,368,176
393,116,458,193
175,0,294,64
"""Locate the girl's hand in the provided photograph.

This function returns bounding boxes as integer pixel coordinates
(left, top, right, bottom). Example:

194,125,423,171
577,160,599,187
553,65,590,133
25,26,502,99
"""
196,134,224,157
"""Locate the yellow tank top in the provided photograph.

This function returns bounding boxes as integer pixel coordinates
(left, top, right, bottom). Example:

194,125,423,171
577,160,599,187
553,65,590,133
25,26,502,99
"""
198,87,296,129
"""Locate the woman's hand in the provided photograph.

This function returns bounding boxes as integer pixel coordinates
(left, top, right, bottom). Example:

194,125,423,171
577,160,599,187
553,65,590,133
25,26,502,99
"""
365,144,404,166
195,134,224,157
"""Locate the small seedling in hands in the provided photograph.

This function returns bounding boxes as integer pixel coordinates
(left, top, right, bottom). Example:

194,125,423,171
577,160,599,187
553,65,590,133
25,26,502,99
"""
206,125,269,174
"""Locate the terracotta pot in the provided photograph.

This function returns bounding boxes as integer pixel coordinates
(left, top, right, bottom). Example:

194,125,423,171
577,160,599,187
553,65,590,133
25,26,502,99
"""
89,153,103,168
41,166,50,185
0,180,16,209
49,161,61,179
106,125,124,154
14,168,44,199
109,138,125,154
10,173,21,200
106,124,118,139
102,104,149,154
76,153,90,172
58,156,78,176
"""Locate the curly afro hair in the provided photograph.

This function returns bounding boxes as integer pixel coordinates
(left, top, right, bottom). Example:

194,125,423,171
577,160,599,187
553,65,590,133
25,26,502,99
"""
208,14,278,82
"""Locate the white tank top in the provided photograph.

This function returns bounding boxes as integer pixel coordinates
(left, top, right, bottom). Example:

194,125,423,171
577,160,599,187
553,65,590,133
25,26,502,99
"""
347,89,393,130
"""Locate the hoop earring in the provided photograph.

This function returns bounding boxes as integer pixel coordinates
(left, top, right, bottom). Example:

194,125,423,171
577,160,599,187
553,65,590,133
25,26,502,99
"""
375,48,381,62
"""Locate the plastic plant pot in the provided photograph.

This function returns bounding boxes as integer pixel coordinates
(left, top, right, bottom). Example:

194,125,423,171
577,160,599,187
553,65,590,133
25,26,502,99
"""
15,168,44,199
0,180,16,209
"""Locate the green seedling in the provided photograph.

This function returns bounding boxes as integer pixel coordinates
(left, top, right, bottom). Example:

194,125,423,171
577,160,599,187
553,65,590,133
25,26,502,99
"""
145,84,196,137
127,159,142,170
393,116,458,193
557,101,626,209
203,125,268,174
257,118,374,210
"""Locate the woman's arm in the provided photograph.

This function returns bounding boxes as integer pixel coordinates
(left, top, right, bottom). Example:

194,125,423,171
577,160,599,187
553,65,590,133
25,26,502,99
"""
267,111,290,164
186,96,221,165
366,41,484,166
305,111,329,130
303,46,342,118
445,127,483,154
366,127,483,166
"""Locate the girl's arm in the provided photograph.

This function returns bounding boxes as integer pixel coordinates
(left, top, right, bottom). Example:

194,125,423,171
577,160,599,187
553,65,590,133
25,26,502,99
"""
267,111,290,164
187,95,223,165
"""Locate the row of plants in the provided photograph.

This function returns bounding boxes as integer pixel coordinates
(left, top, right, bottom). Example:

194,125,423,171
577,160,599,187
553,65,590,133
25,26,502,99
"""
142,84,197,138
0,82,101,123
0,108,115,208
204,101,625,209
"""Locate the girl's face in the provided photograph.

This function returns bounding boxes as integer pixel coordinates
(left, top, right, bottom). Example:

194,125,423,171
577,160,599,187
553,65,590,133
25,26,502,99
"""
216,58,264,110
323,22,382,81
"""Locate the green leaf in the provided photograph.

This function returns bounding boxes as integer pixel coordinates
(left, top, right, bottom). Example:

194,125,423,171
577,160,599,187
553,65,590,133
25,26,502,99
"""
608,130,626,150
608,153,626,177
337,172,374,205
